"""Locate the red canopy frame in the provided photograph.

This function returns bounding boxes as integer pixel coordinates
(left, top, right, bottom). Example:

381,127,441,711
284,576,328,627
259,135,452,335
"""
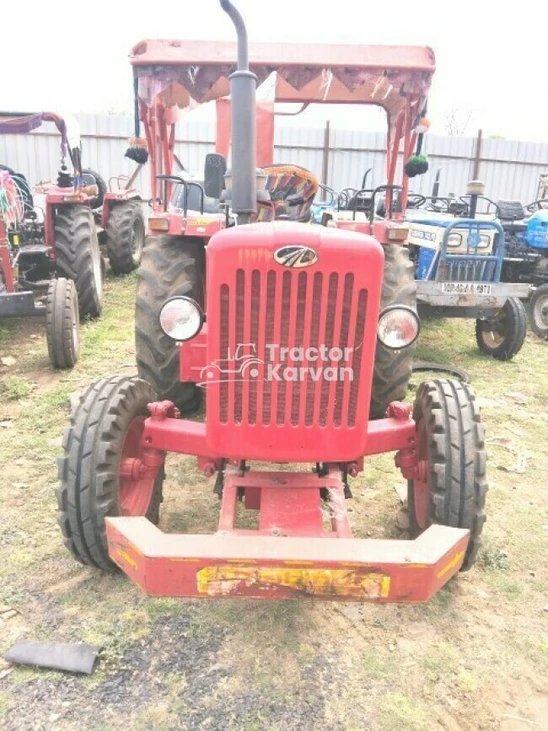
130,39,435,206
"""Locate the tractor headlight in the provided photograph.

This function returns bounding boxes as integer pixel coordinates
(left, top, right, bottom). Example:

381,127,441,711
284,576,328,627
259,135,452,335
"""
159,297,204,341
378,306,420,349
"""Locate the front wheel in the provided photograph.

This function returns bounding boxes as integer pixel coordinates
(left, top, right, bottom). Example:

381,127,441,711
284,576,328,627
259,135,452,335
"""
529,284,548,339
475,297,526,360
46,277,79,369
57,376,164,570
407,379,487,571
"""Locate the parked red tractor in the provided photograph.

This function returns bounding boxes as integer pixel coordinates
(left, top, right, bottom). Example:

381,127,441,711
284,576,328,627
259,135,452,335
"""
0,111,146,367
58,0,487,602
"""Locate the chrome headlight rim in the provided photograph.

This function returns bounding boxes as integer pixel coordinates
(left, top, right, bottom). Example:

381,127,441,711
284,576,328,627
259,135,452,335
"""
377,304,420,350
158,296,205,342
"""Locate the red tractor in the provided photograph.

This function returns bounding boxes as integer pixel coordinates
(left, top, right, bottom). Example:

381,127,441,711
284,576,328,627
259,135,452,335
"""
58,0,487,602
0,111,145,367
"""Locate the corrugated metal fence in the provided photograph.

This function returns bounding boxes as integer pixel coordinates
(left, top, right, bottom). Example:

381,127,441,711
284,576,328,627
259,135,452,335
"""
1,113,547,204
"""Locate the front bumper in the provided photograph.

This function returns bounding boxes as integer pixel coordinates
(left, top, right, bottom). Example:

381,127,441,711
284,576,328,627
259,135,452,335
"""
0,291,45,317
106,518,469,604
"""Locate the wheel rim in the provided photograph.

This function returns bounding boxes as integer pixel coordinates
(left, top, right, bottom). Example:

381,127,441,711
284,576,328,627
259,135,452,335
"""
533,291,548,332
478,309,506,349
118,416,158,515
71,287,80,354
131,217,145,264
91,228,103,302
412,420,429,529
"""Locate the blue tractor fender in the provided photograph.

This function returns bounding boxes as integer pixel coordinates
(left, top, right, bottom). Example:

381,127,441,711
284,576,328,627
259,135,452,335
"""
525,209,548,249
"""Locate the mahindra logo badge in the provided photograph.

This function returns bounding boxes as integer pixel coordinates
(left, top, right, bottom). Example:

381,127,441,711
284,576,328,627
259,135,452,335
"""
273,245,318,268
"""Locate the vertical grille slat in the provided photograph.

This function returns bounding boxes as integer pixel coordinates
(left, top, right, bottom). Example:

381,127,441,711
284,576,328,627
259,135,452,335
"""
219,284,230,424
218,268,368,431
234,269,245,423
248,270,261,425
290,272,307,426
262,270,276,425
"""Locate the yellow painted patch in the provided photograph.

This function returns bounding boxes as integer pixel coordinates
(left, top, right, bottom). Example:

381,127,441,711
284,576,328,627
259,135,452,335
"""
197,565,391,599
113,548,138,571
437,550,465,579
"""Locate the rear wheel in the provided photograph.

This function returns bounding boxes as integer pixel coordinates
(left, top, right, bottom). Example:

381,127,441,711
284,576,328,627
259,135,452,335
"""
54,205,103,318
57,376,164,571
529,284,548,339
370,244,417,418
407,379,487,571
135,235,205,413
475,297,526,360
105,201,145,274
46,277,79,369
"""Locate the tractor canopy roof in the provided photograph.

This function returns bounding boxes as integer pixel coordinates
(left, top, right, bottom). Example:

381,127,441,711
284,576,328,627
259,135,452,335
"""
0,111,68,135
131,40,435,137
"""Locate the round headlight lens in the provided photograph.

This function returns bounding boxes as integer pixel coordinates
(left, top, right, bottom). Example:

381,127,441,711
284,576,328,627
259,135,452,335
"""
159,297,204,341
378,306,420,349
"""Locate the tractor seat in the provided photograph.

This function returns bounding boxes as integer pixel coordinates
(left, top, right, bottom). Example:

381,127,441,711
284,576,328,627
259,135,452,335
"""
257,164,319,222
497,199,526,222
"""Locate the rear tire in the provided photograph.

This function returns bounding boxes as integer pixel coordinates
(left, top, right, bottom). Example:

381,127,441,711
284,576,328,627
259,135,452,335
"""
105,201,145,274
54,205,103,318
370,244,417,418
475,297,526,360
135,235,205,413
407,379,487,571
57,376,164,570
46,278,79,369
529,284,548,339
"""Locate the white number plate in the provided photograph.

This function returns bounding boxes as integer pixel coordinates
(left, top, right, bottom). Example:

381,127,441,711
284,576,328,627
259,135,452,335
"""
441,282,492,295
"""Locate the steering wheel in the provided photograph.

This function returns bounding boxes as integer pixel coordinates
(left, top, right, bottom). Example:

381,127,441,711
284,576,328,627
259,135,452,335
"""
318,184,337,204
526,199,548,213
338,188,358,210
407,193,426,209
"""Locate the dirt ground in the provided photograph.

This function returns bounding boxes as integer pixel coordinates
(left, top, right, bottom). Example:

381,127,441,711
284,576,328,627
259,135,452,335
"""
0,273,547,731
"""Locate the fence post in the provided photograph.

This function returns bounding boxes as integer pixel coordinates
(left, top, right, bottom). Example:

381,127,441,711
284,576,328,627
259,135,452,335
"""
321,120,331,191
473,128,483,179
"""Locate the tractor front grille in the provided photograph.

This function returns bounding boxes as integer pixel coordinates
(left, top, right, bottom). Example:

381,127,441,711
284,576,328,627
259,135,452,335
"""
218,268,367,429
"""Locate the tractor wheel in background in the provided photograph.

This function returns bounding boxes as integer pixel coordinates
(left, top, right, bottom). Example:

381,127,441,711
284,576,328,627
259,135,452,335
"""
105,201,145,274
529,284,548,339
54,204,103,318
135,235,205,414
370,244,418,419
475,297,526,360
82,168,107,210
407,379,487,571
57,376,164,571
46,277,79,369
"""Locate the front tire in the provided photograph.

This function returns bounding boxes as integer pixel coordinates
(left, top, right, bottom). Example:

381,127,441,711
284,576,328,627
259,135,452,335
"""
529,284,548,339
370,244,417,418
475,297,526,360
105,201,145,274
46,277,79,369
54,205,103,318
57,376,164,570
407,379,487,571
135,235,205,413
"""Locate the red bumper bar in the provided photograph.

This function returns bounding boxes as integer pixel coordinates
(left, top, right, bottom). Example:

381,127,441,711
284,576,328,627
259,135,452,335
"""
105,519,469,602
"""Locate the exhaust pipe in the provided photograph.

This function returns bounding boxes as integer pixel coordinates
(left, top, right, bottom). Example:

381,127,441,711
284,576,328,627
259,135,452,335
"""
220,0,257,223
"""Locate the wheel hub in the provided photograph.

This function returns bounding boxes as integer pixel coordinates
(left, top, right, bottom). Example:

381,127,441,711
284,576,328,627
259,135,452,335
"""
118,416,162,516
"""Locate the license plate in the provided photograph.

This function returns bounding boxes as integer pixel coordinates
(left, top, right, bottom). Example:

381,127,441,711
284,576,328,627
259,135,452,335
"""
441,282,492,295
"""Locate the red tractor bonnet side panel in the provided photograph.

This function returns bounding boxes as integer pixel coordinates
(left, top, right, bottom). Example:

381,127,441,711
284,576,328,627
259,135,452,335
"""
204,222,384,462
